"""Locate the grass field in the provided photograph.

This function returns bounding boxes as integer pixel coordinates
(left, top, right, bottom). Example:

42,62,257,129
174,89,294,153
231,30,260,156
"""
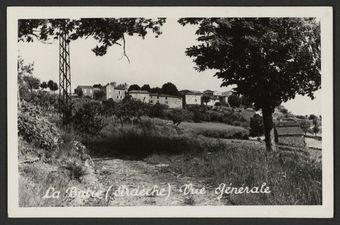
179,121,249,139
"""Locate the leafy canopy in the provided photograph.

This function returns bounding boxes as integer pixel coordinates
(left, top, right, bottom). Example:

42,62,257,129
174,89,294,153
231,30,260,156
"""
178,18,320,111
18,18,166,56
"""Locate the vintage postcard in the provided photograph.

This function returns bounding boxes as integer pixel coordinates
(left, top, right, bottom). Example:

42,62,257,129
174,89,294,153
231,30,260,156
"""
7,6,333,217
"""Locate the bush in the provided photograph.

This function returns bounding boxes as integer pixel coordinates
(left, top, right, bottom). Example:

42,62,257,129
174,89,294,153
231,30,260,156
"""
72,102,106,141
148,103,168,118
228,94,241,107
249,114,264,137
165,109,193,126
18,102,61,151
185,105,209,122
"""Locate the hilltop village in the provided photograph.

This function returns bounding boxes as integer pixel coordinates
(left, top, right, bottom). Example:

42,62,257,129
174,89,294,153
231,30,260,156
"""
74,82,234,109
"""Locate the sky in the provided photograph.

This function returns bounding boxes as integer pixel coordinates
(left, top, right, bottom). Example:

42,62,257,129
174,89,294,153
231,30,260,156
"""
18,18,321,116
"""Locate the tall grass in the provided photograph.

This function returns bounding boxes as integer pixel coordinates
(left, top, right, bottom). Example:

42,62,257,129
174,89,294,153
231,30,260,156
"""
90,119,322,205
145,142,322,205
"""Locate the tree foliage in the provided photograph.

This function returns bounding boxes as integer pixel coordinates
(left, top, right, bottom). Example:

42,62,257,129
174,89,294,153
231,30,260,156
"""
228,94,241,107
23,75,40,91
75,87,84,97
202,95,211,105
161,82,179,96
18,18,166,56
165,109,193,127
249,114,264,137
40,81,48,90
141,84,151,92
128,84,141,91
179,18,320,151
72,102,106,139
93,89,106,100
299,119,312,134
150,87,162,94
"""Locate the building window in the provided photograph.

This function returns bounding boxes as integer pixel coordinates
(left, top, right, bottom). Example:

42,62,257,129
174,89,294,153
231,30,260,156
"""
157,96,159,99
117,96,119,99
119,91,121,94
165,96,168,99
165,101,168,104
150,100,153,103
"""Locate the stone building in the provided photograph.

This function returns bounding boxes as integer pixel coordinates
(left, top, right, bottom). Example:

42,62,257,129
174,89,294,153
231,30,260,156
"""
77,85,93,98
149,93,182,109
105,83,126,101
129,90,150,103
182,90,202,105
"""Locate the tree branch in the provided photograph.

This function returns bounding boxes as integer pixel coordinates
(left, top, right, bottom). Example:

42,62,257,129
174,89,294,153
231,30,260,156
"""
119,34,131,63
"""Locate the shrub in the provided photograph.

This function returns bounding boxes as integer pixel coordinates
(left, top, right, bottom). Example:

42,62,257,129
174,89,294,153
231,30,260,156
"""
72,102,106,141
228,94,241,107
249,114,264,137
165,109,193,126
18,102,61,151
185,105,209,122
148,103,168,118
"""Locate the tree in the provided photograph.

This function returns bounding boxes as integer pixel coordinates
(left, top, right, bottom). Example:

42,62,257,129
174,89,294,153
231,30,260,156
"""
74,87,83,97
161,82,179,96
166,109,193,127
40,81,48,90
50,82,58,95
148,102,167,118
312,124,320,135
202,95,211,105
141,84,151,92
249,114,264,137
72,102,106,144
277,105,288,114
300,119,312,135
179,18,320,151
23,75,40,92
114,96,148,127
150,87,162,94
240,95,252,108
18,18,166,57
17,56,34,107
228,94,241,107
93,84,103,89
93,89,105,100
128,84,141,91
47,80,54,90
116,83,128,90
309,114,318,120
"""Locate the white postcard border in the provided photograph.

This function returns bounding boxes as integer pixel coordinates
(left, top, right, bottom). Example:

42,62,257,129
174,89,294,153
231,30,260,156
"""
7,6,334,218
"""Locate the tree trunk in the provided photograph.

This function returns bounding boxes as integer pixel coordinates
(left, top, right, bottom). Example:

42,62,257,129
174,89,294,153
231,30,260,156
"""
262,107,276,152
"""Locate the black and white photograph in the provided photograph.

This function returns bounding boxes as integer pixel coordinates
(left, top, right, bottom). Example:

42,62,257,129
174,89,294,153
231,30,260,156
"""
7,6,333,217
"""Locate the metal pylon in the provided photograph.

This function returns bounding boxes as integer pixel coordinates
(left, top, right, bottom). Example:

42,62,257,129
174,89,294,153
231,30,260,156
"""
58,30,71,117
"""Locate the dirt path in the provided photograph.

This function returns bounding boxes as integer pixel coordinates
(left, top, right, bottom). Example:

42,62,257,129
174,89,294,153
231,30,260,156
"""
91,157,226,206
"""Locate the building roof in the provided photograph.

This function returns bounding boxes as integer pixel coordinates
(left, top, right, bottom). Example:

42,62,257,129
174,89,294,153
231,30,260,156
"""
129,90,149,94
203,89,214,94
150,93,182,99
77,85,93,89
275,123,304,136
180,90,202,95
115,87,126,90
